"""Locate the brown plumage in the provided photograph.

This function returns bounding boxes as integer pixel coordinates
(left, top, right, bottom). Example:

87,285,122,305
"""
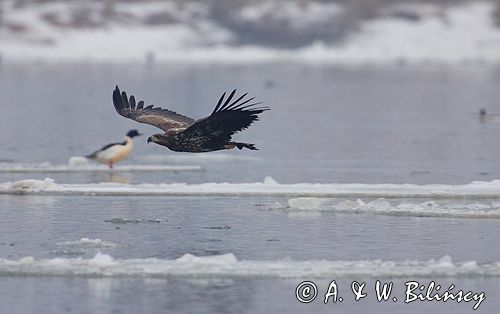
112,86,269,152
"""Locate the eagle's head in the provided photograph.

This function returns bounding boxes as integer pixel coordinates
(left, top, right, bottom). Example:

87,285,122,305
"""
147,135,158,144
147,134,170,145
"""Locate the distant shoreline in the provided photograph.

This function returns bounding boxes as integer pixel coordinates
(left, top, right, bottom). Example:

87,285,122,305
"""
1,1,500,65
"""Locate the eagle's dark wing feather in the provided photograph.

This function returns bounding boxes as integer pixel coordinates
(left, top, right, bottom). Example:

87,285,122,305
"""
113,86,195,132
182,90,268,141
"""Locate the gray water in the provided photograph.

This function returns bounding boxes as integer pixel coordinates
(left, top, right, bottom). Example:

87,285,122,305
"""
0,63,500,313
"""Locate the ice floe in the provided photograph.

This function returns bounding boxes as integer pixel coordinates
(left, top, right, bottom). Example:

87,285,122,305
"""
0,162,202,173
56,238,123,249
3,177,500,198
283,197,500,219
104,218,162,224
0,253,498,278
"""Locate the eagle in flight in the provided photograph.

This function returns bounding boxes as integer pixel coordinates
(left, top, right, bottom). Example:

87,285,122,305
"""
112,86,269,152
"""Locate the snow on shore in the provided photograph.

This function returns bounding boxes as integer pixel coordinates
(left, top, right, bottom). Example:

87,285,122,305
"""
0,1,499,64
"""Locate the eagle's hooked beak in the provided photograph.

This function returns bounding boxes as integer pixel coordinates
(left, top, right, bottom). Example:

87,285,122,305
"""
147,136,153,144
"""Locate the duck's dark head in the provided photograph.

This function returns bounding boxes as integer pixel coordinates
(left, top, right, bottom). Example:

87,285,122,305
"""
126,129,142,138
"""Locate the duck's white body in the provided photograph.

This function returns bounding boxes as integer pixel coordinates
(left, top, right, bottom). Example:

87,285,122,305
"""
86,131,141,168
93,137,133,164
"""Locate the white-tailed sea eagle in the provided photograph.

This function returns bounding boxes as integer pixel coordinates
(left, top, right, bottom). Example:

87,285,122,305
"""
112,86,268,152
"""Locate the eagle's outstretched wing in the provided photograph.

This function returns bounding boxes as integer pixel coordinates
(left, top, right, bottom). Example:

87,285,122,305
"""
113,86,195,132
182,90,268,141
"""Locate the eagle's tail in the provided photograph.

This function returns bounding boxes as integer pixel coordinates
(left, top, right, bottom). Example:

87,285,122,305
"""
233,142,258,150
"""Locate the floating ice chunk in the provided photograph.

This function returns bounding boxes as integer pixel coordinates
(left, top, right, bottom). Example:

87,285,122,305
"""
287,197,329,210
465,203,493,210
416,201,440,208
104,218,161,224
0,163,201,173
56,238,121,249
3,178,500,201
335,199,364,210
284,197,500,219
397,201,415,209
49,257,72,268
365,198,391,210
436,255,454,267
263,176,279,185
269,201,286,210
0,253,497,278
19,256,35,264
79,238,110,245
460,261,479,272
176,253,238,264
68,156,90,167
0,178,57,193
89,253,117,267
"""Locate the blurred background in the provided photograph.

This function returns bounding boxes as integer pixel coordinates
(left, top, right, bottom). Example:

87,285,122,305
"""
1,0,500,63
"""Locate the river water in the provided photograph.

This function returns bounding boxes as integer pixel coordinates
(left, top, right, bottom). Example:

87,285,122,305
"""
0,63,499,313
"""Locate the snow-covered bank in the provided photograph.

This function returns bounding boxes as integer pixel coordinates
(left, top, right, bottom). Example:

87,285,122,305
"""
3,177,500,199
1,1,499,64
0,253,498,278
